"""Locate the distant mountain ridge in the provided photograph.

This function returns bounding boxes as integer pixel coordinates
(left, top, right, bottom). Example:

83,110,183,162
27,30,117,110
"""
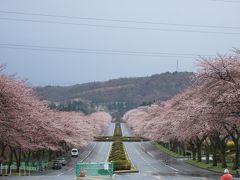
35,72,194,114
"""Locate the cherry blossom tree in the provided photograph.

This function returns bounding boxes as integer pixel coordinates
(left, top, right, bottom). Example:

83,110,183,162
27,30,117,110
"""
0,64,111,172
196,50,240,169
124,49,240,168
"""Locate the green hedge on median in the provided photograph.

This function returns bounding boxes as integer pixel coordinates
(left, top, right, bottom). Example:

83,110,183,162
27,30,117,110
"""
108,141,131,171
113,123,123,137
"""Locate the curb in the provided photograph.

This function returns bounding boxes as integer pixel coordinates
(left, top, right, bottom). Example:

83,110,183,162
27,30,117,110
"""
184,161,224,176
114,169,139,174
75,176,114,180
106,142,112,162
144,142,230,178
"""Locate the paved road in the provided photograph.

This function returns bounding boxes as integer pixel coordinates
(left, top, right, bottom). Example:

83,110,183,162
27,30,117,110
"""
0,123,114,180
115,123,218,180
2,122,236,180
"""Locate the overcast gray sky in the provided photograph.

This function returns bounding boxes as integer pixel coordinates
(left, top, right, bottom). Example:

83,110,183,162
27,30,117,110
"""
0,0,239,86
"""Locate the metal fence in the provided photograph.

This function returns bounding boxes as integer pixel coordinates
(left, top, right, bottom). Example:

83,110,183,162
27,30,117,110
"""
0,161,48,176
76,162,114,177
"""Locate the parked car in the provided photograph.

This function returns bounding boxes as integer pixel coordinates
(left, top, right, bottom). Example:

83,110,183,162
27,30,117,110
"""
52,160,62,169
71,148,79,157
56,157,67,166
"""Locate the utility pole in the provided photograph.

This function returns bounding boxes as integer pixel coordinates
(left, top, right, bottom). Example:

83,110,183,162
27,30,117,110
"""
176,60,179,72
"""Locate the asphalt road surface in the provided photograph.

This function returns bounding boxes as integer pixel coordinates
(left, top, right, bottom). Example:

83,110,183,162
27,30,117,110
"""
1,123,236,180
0,123,114,180
116,123,218,180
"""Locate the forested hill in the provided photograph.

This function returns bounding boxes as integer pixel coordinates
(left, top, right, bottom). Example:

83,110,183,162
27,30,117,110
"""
35,72,193,114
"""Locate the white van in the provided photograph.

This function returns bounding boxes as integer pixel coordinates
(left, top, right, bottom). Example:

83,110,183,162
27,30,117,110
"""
71,148,79,157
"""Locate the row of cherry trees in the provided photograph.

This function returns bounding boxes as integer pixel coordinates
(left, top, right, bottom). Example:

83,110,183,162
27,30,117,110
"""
124,49,240,169
0,64,111,170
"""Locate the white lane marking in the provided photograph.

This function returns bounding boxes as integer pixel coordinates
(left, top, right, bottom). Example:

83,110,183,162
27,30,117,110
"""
148,152,154,158
165,164,179,172
124,143,138,170
80,142,97,161
94,142,104,162
105,142,112,162
138,149,159,172
138,143,179,172
146,171,152,173
138,145,177,172
68,168,74,172
157,158,179,172
132,142,165,174
192,177,208,179
57,172,64,176
155,176,161,179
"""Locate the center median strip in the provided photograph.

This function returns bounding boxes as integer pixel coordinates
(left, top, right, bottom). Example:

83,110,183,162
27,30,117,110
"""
75,122,139,179
107,123,139,174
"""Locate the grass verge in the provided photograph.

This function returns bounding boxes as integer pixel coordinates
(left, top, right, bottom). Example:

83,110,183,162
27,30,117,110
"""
185,160,240,174
152,142,184,158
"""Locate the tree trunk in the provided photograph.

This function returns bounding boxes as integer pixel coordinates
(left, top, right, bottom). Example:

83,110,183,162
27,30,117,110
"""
224,126,240,170
212,148,217,166
173,141,178,153
219,136,228,168
37,151,41,161
205,150,210,164
221,154,227,168
0,144,6,157
170,141,174,152
194,136,207,162
182,144,186,157
167,143,170,150
7,150,13,174
197,146,202,162
233,139,240,170
203,140,210,164
41,150,45,161
48,150,52,162
189,141,197,160
0,144,6,165
26,152,31,166
179,144,182,156
209,135,220,167
13,148,22,172
22,152,27,168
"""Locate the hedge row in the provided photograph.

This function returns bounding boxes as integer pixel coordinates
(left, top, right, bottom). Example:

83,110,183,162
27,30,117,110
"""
113,123,122,137
108,141,131,171
94,136,149,142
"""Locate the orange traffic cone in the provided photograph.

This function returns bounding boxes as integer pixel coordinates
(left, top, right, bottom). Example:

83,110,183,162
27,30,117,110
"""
80,169,86,177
